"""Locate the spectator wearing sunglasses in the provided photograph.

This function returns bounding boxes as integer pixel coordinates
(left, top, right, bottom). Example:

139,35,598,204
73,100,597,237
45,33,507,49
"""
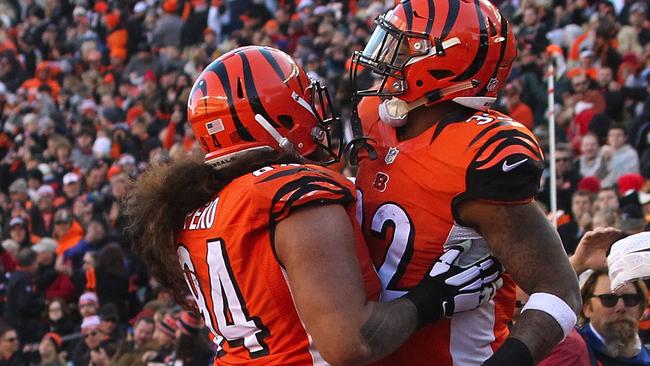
70,315,106,366
579,269,650,365
0,322,24,366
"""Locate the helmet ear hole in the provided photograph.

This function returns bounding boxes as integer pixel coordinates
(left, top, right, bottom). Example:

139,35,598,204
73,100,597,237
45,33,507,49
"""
416,80,424,87
236,78,244,99
277,115,294,129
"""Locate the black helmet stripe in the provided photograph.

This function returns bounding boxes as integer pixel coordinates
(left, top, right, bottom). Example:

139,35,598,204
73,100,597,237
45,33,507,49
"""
402,0,414,30
440,0,459,40
258,48,286,81
452,0,488,82
206,61,255,142
237,51,281,128
478,13,509,96
425,0,435,35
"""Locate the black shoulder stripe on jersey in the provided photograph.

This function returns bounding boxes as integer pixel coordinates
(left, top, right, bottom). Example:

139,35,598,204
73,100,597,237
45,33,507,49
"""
466,121,515,149
440,0,459,40
477,14,509,96
452,0,488,82
237,51,280,128
270,176,353,222
403,0,413,31
257,167,331,183
258,48,286,81
473,131,543,168
206,60,255,142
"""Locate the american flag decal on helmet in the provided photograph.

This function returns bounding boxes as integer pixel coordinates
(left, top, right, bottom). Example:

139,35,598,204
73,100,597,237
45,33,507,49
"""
206,119,224,134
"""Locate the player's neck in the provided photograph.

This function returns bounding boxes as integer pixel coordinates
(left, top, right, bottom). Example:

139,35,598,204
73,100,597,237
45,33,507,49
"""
396,101,462,141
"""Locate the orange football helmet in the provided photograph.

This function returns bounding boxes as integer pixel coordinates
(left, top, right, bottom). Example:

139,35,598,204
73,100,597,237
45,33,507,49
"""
351,0,516,111
188,46,341,168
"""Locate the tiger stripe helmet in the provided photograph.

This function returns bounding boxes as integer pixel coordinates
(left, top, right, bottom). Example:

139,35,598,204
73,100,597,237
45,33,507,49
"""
351,0,516,111
188,46,341,169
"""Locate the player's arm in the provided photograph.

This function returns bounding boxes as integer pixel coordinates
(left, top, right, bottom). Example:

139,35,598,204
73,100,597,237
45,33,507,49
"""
275,204,417,365
457,200,581,365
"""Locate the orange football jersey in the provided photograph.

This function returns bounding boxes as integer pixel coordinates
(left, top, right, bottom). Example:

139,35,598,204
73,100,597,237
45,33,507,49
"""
356,108,544,366
175,164,380,365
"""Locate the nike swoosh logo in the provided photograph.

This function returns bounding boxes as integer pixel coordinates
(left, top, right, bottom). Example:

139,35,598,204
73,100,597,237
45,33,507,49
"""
502,158,528,172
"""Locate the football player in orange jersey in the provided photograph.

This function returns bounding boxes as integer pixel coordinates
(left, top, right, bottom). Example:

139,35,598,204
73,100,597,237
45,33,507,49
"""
126,46,503,366
350,1,581,365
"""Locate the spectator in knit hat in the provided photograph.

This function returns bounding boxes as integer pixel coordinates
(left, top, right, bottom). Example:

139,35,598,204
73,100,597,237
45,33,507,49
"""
70,315,106,366
78,292,99,318
8,179,28,208
36,332,63,366
142,312,177,364
601,124,641,187
5,248,44,343
32,185,56,237
174,310,211,366
34,237,75,302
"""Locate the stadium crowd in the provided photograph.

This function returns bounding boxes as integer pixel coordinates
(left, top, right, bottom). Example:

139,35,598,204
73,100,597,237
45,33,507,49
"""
0,0,649,364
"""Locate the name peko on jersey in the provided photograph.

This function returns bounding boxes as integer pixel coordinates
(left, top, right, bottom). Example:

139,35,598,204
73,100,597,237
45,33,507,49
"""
357,108,544,366
175,164,380,365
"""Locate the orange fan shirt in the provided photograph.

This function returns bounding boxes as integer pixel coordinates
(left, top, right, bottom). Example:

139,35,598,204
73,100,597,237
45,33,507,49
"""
175,164,380,365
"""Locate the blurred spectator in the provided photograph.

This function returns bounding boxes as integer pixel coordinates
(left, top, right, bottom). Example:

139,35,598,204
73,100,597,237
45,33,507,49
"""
44,299,74,337
35,332,63,366
88,340,116,366
601,124,641,187
77,292,99,319
503,82,534,130
33,238,75,302
143,312,176,364
577,132,608,179
98,303,122,343
172,310,211,366
0,323,25,366
595,186,621,212
619,204,648,235
540,143,582,212
558,190,594,254
69,315,106,366
4,248,43,344
111,316,155,366
579,270,650,364
51,209,83,257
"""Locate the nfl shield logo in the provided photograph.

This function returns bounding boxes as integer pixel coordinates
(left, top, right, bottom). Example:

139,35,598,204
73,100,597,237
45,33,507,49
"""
385,147,399,165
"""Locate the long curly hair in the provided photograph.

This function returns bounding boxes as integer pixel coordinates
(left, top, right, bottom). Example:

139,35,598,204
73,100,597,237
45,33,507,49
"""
125,151,287,305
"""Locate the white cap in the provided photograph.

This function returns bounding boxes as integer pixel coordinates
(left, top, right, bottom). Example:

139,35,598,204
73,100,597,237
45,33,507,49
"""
579,49,594,59
63,172,80,185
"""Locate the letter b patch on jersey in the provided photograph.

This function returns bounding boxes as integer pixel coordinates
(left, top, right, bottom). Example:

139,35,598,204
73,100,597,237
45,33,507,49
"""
373,172,390,192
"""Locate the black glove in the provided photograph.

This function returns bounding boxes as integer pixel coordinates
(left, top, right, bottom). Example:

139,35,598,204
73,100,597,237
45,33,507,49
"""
402,245,503,326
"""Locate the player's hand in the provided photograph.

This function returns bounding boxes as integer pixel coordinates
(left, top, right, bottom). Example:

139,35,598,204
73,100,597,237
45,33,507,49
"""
570,227,624,275
429,246,503,316
403,246,503,325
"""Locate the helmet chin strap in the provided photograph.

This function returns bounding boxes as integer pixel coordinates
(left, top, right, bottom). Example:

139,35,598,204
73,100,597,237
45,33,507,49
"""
378,80,478,127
